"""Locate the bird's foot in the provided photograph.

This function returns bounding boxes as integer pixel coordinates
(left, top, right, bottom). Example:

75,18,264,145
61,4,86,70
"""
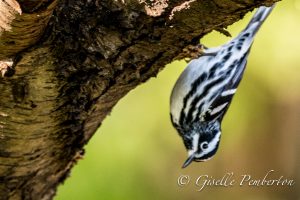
175,44,215,62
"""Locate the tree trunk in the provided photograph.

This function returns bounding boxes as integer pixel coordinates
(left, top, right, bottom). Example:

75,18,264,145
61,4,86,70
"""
0,0,278,199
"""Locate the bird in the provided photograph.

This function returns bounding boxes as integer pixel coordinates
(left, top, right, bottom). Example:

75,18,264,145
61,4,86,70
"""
170,5,275,168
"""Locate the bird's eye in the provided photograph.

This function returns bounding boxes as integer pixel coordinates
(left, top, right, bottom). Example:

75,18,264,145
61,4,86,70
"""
200,141,209,150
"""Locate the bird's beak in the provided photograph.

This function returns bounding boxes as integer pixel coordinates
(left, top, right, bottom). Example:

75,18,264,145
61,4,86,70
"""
182,153,195,168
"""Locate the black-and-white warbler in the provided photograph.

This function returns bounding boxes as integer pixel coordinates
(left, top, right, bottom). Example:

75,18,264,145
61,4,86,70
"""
170,5,275,168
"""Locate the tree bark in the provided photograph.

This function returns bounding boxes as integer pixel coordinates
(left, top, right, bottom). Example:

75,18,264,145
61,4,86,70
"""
0,0,278,199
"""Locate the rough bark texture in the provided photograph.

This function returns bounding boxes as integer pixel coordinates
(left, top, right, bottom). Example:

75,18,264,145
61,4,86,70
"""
0,0,278,199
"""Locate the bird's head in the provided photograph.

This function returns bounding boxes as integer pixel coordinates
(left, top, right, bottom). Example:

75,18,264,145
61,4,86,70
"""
180,121,221,168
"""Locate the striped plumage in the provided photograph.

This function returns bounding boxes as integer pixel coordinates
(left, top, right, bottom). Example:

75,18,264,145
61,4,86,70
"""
170,5,275,168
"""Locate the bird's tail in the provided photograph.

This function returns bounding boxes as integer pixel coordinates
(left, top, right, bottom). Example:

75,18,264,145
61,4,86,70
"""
243,4,276,35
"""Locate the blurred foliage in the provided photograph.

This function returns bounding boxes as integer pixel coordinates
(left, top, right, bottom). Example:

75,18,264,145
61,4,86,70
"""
56,1,300,200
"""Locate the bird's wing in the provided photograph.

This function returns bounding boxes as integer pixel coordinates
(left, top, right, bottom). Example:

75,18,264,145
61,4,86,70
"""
203,53,248,122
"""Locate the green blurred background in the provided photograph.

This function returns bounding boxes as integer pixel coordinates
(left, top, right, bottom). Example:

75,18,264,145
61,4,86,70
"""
56,1,300,199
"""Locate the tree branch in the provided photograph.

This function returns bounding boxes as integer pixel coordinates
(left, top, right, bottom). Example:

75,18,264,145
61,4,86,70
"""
0,0,279,199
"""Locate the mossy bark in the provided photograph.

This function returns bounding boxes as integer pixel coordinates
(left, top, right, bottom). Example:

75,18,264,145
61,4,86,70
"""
0,0,278,199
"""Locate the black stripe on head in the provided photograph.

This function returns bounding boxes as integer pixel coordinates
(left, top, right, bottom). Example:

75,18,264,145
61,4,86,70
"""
182,136,193,150
195,139,220,161
195,132,221,161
